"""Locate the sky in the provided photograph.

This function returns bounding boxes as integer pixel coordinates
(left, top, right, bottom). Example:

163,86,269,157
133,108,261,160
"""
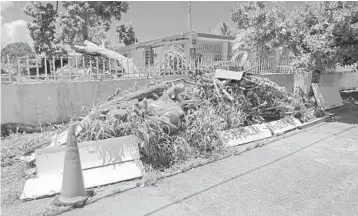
0,1,302,49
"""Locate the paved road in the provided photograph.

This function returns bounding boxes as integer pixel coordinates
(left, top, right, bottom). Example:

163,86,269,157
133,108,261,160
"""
63,122,358,216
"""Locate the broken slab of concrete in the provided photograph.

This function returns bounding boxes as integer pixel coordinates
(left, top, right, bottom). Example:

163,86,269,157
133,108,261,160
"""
36,135,140,178
219,124,272,148
20,159,143,201
49,124,83,148
266,116,302,136
215,69,243,81
312,83,343,110
21,135,144,200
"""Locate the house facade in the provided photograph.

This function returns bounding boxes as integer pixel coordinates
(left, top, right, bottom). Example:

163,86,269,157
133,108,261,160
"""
113,31,235,68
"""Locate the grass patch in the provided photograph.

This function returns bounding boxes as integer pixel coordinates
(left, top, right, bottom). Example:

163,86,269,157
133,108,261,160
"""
1,129,59,207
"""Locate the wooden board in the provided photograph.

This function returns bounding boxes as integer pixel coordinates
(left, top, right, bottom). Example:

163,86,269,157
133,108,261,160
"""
215,69,243,81
312,83,343,110
266,116,302,135
36,135,140,178
219,124,272,148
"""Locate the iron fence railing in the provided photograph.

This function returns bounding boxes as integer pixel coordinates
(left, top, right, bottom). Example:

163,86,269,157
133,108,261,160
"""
1,54,319,84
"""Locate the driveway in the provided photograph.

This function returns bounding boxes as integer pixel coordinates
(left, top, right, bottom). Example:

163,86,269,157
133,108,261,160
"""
62,121,358,216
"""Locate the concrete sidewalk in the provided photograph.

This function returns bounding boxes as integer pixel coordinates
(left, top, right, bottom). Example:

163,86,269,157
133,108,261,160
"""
63,122,358,216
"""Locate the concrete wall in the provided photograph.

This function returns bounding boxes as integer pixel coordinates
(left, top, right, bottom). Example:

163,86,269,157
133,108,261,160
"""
259,73,295,93
1,75,189,127
320,71,358,91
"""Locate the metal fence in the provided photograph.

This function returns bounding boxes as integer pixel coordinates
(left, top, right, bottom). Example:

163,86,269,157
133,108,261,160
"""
328,63,358,73
1,54,313,84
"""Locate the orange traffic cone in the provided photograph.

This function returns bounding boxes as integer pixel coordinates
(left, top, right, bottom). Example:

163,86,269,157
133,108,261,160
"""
53,124,91,207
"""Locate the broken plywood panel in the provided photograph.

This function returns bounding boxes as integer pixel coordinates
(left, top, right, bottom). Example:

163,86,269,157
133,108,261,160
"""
219,124,272,148
266,116,302,135
21,159,143,200
36,135,139,178
215,69,243,81
312,83,343,110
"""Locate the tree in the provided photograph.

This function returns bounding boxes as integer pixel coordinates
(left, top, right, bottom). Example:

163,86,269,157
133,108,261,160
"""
23,1,58,56
230,2,290,63
24,1,130,54
213,22,234,36
230,1,358,75
289,2,358,72
59,1,129,45
1,42,35,63
116,23,139,46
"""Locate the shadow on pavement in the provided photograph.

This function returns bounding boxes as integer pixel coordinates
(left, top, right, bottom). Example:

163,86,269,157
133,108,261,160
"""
329,91,358,124
143,124,358,216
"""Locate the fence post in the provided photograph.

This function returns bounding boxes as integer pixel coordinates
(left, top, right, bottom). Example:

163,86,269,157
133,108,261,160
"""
36,57,40,80
121,58,124,77
137,61,140,77
132,59,135,77
108,58,111,79
8,63,11,82
89,59,93,79
44,56,48,79
17,57,21,78
27,56,30,78
96,56,99,80
52,56,56,74
115,59,118,78
126,57,129,76
103,58,105,78
7,55,12,81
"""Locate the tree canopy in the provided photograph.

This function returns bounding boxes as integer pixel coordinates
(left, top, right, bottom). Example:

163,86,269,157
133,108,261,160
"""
1,42,35,62
23,2,57,56
116,23,139,46
230,1,358,72
213,22,235,36
23,1,131,56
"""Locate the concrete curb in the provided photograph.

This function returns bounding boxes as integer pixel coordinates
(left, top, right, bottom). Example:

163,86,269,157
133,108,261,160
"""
157,115,333,181
53,115,333,215
297,115,332,130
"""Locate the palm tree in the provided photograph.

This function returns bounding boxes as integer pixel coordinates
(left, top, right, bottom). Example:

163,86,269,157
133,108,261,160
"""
214,22,234,36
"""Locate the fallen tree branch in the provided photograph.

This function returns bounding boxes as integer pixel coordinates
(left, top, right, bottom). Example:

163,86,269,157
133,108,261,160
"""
212,76,223,101
72,40,138,74
167,78,204,87
222,89,234,101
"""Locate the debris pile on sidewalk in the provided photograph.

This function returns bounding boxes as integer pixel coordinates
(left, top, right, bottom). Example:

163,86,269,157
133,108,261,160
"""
48,67,324,167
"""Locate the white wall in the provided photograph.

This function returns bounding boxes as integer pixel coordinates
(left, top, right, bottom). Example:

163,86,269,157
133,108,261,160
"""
320,71,358,90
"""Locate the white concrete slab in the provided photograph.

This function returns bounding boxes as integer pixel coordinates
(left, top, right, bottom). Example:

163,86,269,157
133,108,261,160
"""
266,116,302,135
36,136,140,178
49,125,83,148
20,159,144,201
312,83,343,110
220,124,272,148
215,69,243,81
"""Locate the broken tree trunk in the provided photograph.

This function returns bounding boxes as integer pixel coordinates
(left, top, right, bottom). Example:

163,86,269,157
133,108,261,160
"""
72,40,139,74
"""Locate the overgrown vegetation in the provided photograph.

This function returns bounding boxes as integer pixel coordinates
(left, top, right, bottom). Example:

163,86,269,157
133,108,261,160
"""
230,1,358,78
1,130,58,206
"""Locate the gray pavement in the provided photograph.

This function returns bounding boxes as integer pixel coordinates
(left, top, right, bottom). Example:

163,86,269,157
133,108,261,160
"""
62,122,358,216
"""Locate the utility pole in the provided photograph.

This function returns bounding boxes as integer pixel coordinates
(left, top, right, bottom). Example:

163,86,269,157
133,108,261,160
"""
187,1,192,32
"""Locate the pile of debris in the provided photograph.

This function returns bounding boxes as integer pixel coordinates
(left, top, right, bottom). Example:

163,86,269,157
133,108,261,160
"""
48,67,323,166
54,65,90,80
